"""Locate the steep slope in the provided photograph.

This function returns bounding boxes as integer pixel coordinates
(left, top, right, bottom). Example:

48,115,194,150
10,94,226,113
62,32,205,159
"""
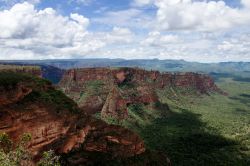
40,65,65,84
0,72,169,165
59,67,220,93
59,67,222,121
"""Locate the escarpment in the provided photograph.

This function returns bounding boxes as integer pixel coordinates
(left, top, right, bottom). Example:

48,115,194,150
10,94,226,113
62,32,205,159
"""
59,67,219,92
0,72,151,165
59,67,222,119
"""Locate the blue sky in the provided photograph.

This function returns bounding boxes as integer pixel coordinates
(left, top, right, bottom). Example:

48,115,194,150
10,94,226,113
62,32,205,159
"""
0,0,249,62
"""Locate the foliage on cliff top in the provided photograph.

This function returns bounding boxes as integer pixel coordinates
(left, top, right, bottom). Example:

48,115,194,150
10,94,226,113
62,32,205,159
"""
0,64,40,71
0,72,79,114
0,72,49,88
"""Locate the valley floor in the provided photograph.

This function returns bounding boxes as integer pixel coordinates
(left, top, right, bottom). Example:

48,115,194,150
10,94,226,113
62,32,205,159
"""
123,78,250,166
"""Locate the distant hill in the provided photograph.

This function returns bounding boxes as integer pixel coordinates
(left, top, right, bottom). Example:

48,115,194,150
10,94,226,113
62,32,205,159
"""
1,59,250,85
1,59,250,73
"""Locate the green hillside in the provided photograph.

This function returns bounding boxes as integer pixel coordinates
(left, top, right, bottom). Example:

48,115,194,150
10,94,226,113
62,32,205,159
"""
0,72,78,114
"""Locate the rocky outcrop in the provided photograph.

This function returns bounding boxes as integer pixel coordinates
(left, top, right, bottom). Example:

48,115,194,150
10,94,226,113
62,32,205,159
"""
0,73,148,164
101,87,129,119
60,68,220,94
82,119,145,157
0,83,32,106
59,67,221,119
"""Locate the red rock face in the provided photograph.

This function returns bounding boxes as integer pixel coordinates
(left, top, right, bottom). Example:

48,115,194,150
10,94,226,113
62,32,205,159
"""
0,80,146,163
116,70,127,83
60,68,220,94
59,67,221,119
82,121,145,157
170,73,220,93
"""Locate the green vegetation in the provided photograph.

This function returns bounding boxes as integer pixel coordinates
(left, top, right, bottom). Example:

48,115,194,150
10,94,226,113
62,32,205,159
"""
0,72,78,114
85,80,105,96
38,150,60,166
135,77,250,166
0,64,40,71
25,89,79,114
102,115,121,125
0,133,32,166
77,80,106,104
100,74,250,166
0,72,49,88
0,133,60,166
61,148,169,166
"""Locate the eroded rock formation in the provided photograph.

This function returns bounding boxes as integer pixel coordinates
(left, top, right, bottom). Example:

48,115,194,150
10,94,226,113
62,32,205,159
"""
59,67,221,119
60,68,220,92
0,73,149,165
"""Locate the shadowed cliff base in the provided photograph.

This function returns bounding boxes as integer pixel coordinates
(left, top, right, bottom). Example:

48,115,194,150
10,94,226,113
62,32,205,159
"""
138,107,250,166
60,149,170,166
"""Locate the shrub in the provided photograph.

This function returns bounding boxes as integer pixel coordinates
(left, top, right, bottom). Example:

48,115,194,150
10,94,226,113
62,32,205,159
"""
38,150,60,166
0,133,60,166
0,133,33,166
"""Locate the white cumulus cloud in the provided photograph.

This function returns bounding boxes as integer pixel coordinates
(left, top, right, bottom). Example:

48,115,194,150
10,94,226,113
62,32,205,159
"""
155,0,250,31
133,0,250,32
242,0,250,8
133,0,154,6
0,1,249,62
0,2,138,60
141,31,181,46
0,2,105,59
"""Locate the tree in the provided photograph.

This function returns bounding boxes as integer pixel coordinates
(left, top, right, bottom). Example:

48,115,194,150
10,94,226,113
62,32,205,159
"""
38,150,60,166
0,133,60,166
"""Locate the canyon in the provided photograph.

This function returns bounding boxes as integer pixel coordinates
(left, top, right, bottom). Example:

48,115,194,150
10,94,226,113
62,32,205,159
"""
59,67,222,120
0,72,170,165
0,66,225,165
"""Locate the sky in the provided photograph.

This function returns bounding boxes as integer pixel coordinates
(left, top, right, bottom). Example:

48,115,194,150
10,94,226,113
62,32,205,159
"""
0,0,250,62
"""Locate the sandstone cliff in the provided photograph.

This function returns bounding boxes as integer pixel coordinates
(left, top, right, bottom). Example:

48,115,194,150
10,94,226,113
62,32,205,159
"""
59,68,220,92
59,67,221,119
0,72,159,165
